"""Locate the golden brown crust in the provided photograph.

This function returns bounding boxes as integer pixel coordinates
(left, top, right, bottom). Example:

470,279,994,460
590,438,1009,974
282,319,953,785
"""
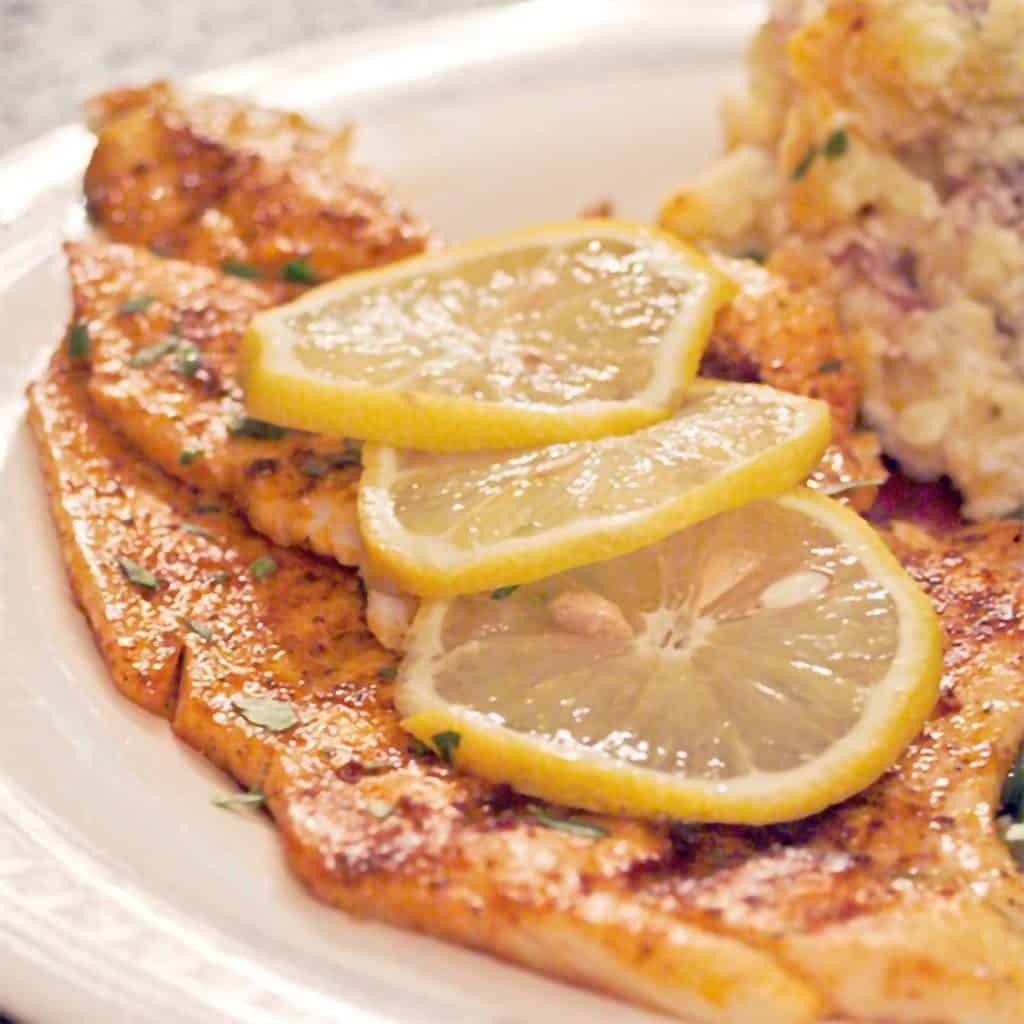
29,347,1024,1020
84,81,431,282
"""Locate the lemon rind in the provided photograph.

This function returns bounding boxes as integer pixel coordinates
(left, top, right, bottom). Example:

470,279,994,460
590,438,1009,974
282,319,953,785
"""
359,382,833,596
396,489,943,825
241,219,735,451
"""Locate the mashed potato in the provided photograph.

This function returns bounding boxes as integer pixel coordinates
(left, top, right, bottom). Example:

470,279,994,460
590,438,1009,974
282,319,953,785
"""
661,0,1024,518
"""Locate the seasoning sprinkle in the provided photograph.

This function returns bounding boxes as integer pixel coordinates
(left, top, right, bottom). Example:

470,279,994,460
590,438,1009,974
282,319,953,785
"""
130,338,178,367
118,295,155,315
528,804,608,839
179,446,203,466
740,249,766,264
282,257,320,285
229,416,289,440
210,570,231,585
407,736,433,757
181,522,214,539
490,585,519,600
184,617,214,642
118,556,159,591
299,458,328,478
377,666,398,681
212,787,265,809
432,730,461,764
68,322,90,359
231,694,297,732
221,260,262,279
249,555,279,580
818,359,844,374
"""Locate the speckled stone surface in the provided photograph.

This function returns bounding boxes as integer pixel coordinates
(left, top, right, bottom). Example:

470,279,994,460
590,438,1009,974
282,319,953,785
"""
0,0,503,151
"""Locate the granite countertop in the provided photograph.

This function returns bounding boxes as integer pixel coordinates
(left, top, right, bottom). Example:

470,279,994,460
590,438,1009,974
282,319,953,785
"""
0,0,502,151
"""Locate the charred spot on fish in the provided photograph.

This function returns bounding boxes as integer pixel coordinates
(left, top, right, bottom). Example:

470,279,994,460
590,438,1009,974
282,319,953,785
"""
698,341,762,384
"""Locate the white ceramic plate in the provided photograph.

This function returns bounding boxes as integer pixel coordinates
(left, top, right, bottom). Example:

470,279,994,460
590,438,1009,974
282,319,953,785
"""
0,3,762,1020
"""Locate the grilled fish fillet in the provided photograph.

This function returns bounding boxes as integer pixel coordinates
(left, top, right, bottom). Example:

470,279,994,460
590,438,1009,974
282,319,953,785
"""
29,342,1024,1022
84,82,431,281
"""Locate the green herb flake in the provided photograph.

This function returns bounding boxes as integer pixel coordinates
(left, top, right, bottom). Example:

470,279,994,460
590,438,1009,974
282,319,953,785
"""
118,294,155,315
118,557,159,591
328,449,360,468
377,665,398,681
528,804,608,840
300,458,328,478
179,446,203,466
407,736,433,757
149,243,174,258
184,617,214,642
129,338,178,367
192,501,223,514
249,555,279,580
228,416,289,441
1001,745,1024,821
1005,506,1024,521
221,259,262,279
212,787,265,809
740,249,766,264
181,522,214,539
823,129,849,160
490,585,519,600
68,322,91,359
175,341,202,377
791,145,819,181
282,257,320,285
365,799,394,820
819,478,887,498
818,359,844,374
209,570,231,585
432,730,461,764
231,693,298,732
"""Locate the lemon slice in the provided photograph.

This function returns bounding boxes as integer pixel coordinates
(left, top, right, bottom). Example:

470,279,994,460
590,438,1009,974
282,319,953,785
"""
359,381,831,597
241,220,733,451
396,489,942,824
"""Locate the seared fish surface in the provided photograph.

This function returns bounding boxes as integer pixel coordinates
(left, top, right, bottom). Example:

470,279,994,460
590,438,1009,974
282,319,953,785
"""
85,82,431,282
29,345,1024,1023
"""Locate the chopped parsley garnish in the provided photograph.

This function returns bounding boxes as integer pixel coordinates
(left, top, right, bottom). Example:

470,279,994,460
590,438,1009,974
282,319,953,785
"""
1005,506,1024,521
192,501,222,514
149,243,174,258
209,570,231,585
407,736,433,757
179,446,203,466
231,693,297,732
432,730,461,764
819,478,887,497
377,666,398,680
1001,746,1024,821
118,294,154,315
228,416,289,440
740,249,766,264
118,556,159,591
823,129,849,159
183,617,214,642
365,799,394,820
490,585,519,600
527,804,608,839
212,787,265,809
328,447,361,468
175,341,202,377
181,522,214,539
299,459,327,478
818,359,844,374
129,338,178,367
282,257,320,285
249,555,279,580
68,322,90,359
791,145,818,181
221,260,262,279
